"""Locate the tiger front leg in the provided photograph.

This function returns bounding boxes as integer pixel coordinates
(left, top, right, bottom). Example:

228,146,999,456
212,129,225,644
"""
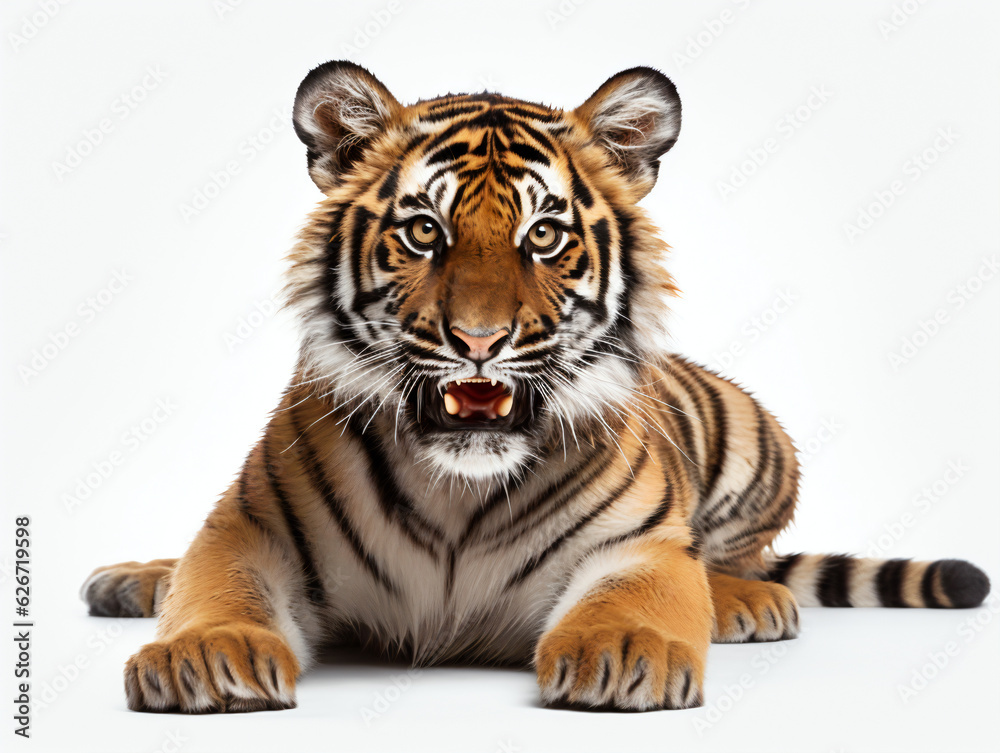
535,533,713,711
81,558,177,617
124,506,315,713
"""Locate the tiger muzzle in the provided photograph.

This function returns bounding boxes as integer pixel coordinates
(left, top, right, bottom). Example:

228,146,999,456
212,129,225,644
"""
410,378,539,433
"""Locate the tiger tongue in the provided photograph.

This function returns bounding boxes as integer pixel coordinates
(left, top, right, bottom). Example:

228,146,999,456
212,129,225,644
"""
445,384,513,420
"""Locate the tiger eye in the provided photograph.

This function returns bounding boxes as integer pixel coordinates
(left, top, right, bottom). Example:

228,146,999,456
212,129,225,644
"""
528,221,558,249
409,216,440,246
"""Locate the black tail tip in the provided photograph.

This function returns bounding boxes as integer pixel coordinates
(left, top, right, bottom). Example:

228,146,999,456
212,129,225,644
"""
937,559,991,609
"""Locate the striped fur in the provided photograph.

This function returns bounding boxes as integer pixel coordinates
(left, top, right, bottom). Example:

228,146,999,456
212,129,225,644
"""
81,62,990,713
768,554,990,609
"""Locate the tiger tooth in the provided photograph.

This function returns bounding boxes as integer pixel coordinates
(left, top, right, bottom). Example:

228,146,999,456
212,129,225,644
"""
497,395,513,417
444,393,460,415
491,378,497,386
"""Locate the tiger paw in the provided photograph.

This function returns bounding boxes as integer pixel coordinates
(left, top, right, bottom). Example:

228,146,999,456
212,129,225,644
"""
710,573,799,643
81,559,176,618
535,622,705,711
124,623,299,713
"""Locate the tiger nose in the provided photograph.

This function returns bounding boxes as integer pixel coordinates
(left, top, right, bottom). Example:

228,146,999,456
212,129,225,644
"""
451,327,509,362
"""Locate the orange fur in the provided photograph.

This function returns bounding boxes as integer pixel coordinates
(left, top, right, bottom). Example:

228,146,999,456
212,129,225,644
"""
708,573,799,643
536,536,712,710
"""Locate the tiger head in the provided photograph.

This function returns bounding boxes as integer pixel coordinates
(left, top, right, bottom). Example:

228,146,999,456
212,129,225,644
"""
287,62,680,481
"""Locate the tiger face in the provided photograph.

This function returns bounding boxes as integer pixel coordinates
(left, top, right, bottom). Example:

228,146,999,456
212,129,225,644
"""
288,62,681,480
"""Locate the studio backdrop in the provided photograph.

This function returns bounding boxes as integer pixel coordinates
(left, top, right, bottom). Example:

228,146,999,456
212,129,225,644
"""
1,1,997,752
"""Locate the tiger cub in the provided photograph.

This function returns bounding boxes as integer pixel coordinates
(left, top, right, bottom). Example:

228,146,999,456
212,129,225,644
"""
82,61,990,713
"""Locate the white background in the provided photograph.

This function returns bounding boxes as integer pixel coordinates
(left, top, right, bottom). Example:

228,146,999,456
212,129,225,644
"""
2,0,998,751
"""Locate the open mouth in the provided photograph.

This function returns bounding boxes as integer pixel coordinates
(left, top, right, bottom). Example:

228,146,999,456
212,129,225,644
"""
411,378,536,431
444,378,511,420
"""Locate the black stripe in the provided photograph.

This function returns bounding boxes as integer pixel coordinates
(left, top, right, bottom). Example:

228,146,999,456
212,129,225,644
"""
448,180,468,218
291,412,398,595
508,141,551,166
399,192,433,211
397,340,453,363
464,458,584,541
920,561,944,608
377,164,400,200
471,133,489,156
573,483,676,568
565,289,602,322
709,402,771,534
876,559,910,608
816,555,853,607
346,420,444,560
494,189,519,221
733,465,800,549
517,121,558,156
373,240,394,273
567,156,593,209
353,284,393,311
485,449,615,549
465,108,516,133
420,104,484,122
591,218,612,320
241,507,275,542
719,487,797,557
513,330,549,349
510,184,522,215
460,458,540,540
398,131,431,155
502,105,560,123
567,248,589,279
759,416,786,518
611,208,637,325
638,485,675,534
409,327,444,346
504,344,557,365
424,119,478,153
427,141,470,165
660,389,698,469
660,359,707,452
685,529,703,559
618,486,676,551
236,471,277,541
444,548,457,601
768,553,802,585
320,206,354,345
262,434,327,606
350,206,375,314
676,360,728,501
505,453,648,590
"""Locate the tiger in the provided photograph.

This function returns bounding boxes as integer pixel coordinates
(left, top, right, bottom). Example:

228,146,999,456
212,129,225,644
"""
81,61,990,713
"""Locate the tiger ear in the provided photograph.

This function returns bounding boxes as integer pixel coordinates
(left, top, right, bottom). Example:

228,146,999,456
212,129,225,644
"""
574,67,681,197
292,61,401,191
